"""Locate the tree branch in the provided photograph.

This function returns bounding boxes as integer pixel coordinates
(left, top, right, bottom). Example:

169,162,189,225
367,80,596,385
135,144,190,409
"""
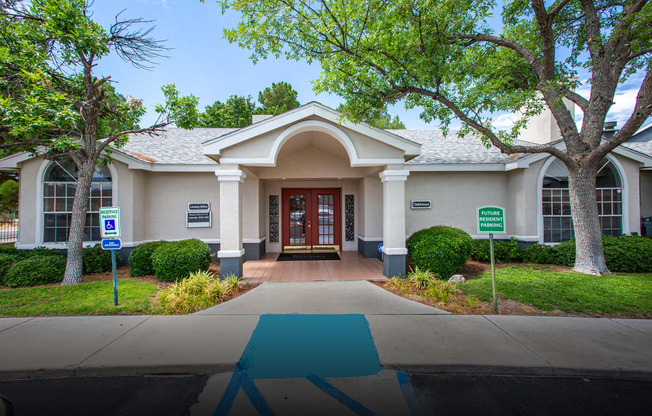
96,123,170,155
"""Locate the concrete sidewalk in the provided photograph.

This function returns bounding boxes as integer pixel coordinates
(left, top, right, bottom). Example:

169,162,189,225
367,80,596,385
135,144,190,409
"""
0,282,651,380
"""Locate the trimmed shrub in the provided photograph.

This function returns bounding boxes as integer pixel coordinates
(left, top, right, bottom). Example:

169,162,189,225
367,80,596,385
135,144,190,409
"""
0,246,31,260
523,243,558,264
129,241,171,277
602,236,652,272
471,238,524,263
82,243,121,274
157,270,231,314
554,239,576,267
0,253,19,284
551,235,652,272
31,247,65,258
4,256,66,287
407,226,473,279
151,239,212,282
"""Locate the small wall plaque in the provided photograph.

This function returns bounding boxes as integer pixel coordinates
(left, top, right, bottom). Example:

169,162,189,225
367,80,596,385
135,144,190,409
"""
411,200,431,209
187,211,212,228
188,202,211,211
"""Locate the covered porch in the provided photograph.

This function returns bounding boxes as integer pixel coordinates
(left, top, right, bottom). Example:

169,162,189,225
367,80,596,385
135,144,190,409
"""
241,251,386,283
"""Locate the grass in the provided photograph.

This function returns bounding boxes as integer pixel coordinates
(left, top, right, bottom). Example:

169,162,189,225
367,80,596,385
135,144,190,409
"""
0,279,160,316
461,265,652,316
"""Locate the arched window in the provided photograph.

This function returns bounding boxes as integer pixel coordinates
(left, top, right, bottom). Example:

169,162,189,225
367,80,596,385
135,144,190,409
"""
542,158,623,243
42,159,113,242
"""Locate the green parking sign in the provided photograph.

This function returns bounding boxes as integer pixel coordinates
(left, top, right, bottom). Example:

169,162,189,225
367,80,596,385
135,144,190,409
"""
477,206,506,234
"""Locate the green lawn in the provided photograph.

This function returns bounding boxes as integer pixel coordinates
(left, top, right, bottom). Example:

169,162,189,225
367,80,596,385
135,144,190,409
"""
461,265,652,316
0,279,160,316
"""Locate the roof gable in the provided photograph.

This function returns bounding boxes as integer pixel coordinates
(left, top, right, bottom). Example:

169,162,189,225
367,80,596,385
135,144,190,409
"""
201,102,422,166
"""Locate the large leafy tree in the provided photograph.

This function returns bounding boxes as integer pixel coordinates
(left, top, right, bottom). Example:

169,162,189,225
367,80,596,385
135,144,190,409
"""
218,0,652,275
200,81,301,127
257,81,300,115
200,95,257,127
0,0,199,284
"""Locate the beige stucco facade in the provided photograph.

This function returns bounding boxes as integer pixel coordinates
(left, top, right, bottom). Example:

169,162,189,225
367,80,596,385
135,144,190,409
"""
3,103,652,278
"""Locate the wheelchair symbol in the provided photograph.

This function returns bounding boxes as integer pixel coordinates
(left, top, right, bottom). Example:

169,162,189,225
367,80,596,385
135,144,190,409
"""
105,219,115,230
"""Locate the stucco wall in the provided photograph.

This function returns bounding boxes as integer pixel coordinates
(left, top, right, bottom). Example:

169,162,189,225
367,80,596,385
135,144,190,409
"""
641,170,652,218
405,171,509,238
144,172,220,242
16,157,42,245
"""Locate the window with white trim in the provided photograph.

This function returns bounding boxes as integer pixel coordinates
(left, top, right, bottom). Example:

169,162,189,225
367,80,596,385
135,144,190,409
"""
542,158,622,243
43,159,112,243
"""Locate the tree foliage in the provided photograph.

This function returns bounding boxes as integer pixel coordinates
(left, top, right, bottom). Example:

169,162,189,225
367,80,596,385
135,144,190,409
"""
257,81,300,115
0,0,199,284
337,104,406,129
219,0,652,275
199,81,301,127
200,95,257,127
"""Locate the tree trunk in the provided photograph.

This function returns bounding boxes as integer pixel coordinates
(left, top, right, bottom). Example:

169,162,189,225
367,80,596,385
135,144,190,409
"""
567,164,610,275
61,162,96,285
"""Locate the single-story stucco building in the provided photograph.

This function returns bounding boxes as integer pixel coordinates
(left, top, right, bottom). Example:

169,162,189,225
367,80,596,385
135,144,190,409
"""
2,102,651,277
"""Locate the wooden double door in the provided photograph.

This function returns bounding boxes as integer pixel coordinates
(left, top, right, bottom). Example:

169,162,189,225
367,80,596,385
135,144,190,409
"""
282,188,341,252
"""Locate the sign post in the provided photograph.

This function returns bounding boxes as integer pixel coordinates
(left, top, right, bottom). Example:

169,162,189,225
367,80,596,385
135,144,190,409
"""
100,207,121,306
477,206,506,314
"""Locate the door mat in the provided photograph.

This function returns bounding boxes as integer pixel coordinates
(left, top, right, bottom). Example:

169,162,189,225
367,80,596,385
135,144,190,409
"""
277,252,340,261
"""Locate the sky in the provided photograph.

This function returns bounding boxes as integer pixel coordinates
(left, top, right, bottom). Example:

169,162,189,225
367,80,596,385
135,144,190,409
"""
89,0,649,132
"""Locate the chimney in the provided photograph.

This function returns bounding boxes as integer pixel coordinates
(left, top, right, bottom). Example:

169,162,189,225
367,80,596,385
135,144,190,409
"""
603,121,617,139
252,114,273,124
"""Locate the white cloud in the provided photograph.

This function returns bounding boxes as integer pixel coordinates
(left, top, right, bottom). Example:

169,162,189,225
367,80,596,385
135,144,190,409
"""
492,112,519,130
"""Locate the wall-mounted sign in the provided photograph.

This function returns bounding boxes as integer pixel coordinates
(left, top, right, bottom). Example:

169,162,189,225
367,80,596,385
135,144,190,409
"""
187,211,212,228
411,200,431,209
188,202,211,211
477,206,506,234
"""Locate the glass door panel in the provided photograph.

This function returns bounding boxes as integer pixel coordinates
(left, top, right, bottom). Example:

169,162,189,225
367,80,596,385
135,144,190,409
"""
282,188,341,252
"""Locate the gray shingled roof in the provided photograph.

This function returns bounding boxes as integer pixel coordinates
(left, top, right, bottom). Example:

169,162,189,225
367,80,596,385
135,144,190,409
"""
117,126,652,166
390,129,516,164
623,141,652,157
120,127,236,164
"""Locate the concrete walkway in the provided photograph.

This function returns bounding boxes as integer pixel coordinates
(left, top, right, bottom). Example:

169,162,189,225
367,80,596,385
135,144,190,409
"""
197,281,447,315
0,282,651,380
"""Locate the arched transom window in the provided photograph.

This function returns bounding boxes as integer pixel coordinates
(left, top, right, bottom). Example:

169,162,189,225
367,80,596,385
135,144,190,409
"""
43,159,113,243
542,158,623,243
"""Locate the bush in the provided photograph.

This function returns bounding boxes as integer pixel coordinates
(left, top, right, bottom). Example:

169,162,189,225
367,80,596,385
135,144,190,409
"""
552,235,652,272
82,243,121,274
129,241,170,276
4,256,66,287
554,239,577,267
151,239,212,282
0,246,31,260
407,226,473,279
0,253,19,284
408,266,436,289
31,247,65,258
523,243,558,264
471,238,524,262
603,236,652,272
157,270,234,314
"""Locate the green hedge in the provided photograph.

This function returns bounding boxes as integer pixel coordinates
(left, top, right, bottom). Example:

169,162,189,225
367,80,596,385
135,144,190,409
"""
151,239,212,282
470,235,652,273
471,238,523,263
129,241,170,277
554,236,652,272
0,253,19,284
407,226,473,279
4,256,67,287
82,243,121,274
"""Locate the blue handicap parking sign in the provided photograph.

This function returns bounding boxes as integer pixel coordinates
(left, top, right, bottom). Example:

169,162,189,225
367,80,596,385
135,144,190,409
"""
105,219,115,230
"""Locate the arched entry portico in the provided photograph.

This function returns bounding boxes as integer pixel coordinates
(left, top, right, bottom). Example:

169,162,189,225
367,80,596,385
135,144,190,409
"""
203,103,421,278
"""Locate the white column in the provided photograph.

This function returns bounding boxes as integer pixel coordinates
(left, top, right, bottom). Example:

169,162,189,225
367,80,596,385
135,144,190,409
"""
379,169,410,277
216,169,246,277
